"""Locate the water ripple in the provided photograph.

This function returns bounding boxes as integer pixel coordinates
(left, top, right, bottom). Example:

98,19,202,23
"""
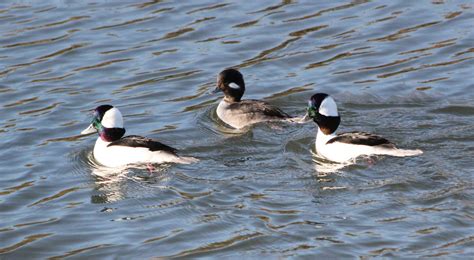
0,0,473,258
0,233,53,254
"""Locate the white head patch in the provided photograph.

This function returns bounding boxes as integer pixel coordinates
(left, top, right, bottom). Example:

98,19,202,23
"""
319,96,339,117
228,82,240,90
102,107,124,128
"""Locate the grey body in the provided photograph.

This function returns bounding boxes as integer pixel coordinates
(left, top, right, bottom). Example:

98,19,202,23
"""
217,99,291,129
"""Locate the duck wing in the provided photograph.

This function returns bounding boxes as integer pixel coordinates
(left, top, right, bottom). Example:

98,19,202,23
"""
327,131,396,148
107,135,178,154
229,99,291,118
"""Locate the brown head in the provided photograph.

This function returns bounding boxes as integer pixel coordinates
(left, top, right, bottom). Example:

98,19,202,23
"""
214,68,246,102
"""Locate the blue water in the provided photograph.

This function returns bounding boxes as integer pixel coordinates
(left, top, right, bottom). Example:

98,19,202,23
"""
1,0,473,258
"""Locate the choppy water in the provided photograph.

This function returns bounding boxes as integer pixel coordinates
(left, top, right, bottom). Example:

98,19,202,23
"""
1,0,473,258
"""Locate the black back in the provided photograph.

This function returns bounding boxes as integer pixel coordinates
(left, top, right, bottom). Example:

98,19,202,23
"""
327,131,395,148
107,135,178,154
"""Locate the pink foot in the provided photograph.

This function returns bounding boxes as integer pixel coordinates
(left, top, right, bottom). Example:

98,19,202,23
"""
367,158,376,166
146,163,155,173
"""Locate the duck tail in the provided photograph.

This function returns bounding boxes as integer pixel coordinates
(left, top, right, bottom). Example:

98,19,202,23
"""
176,156,200,164
387,148,423,157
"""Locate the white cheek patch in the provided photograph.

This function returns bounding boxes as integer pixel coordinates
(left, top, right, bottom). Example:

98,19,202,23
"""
319,97,339,117
228,82,240,89
102,107,124,128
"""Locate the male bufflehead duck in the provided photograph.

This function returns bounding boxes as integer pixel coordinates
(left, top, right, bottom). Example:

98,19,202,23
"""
81,105,198,167
213,68,293,129
307,93,423,163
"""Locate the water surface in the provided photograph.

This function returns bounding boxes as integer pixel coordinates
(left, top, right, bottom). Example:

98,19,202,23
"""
1,0,473,258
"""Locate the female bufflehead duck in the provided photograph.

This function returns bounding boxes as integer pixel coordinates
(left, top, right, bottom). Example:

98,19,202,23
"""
307,93,423,163
80,105,198,167
213,68,293,129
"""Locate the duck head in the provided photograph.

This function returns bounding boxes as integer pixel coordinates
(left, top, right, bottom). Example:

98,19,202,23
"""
213,68,245,102
81,105,126,142
307,93,340,135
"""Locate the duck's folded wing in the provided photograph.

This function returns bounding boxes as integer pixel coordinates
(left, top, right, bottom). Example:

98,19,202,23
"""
107,135,178,154
327,131,395,147
230,100,291,118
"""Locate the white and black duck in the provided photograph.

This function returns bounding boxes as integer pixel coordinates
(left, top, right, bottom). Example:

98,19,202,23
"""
306,93,423,163
81,105,198,167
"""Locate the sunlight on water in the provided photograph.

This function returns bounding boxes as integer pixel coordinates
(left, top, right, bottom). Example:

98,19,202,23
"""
0,0,473,258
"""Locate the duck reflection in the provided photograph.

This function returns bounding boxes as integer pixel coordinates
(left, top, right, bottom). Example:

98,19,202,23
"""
86,151,171,204
311,149,351,175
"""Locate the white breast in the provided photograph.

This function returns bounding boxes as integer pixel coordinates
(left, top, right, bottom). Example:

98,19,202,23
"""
316,140,379,163
216,100,248,129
